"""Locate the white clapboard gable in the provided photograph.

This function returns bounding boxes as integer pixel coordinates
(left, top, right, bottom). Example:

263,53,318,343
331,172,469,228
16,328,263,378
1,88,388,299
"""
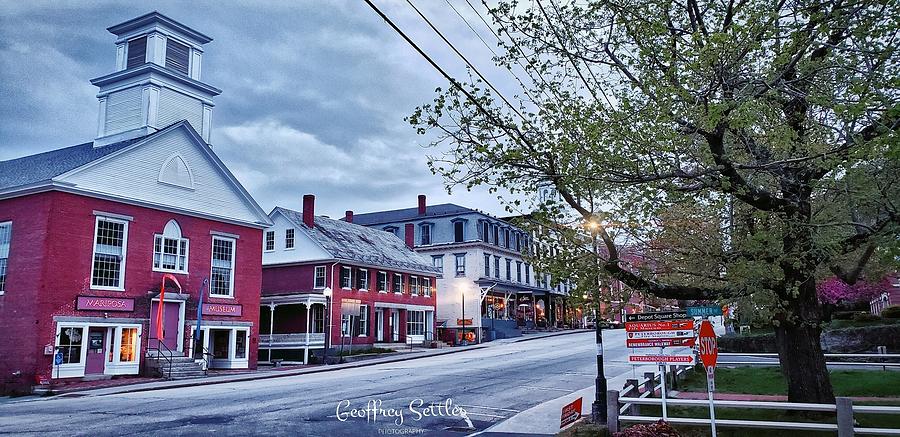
57,122,271,228
262,212,331,265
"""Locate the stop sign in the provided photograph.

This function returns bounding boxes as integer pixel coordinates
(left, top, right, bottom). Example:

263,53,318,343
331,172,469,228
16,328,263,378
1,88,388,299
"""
698,320,718,369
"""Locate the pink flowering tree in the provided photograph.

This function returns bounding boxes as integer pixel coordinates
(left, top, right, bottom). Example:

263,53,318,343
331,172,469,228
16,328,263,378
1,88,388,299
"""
817,276,889,306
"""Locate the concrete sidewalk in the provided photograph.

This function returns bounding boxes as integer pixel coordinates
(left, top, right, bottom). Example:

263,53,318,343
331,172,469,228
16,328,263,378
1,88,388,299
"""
29,329,589,399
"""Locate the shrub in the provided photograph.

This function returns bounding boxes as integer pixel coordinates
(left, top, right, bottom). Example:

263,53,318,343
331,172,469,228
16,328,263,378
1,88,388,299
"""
852,312,882,322
614,420,680,437
833,311,857,320
882,306,900,319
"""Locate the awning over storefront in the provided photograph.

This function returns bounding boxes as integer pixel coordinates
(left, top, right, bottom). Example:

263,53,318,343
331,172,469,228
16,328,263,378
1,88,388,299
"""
374,302,435,312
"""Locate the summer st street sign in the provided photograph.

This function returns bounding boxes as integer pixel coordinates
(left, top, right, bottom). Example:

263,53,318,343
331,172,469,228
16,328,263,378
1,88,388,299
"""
687,305,724,317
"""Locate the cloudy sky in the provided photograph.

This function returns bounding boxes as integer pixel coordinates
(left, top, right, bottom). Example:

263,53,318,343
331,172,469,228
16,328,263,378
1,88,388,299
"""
0,0,531,218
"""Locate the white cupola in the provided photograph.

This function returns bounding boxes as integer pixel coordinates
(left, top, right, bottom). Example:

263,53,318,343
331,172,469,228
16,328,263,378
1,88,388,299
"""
91,11,221,147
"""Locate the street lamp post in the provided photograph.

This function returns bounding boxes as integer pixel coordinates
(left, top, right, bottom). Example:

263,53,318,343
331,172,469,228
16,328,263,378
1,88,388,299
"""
587,221,608,424
323,287,333,365
461,289,466,346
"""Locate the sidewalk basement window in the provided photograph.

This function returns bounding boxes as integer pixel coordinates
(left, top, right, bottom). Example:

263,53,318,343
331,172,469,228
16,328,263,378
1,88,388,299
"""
153,220,188,273
358,305,369,336
392,273,402,293
407,311,425,336
357,268,369,291
165,38,190,75
59,327,84,364
314,266,327,289
378,271,388,292
423,278,432,297
210,236,235,296
91,216,128,290
0,222,10,294
341,267,352,289
285,229,295,249
264,231,275,251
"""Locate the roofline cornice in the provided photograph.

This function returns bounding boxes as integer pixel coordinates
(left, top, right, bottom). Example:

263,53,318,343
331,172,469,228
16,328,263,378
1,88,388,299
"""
107,11,213,44
90,64,221,96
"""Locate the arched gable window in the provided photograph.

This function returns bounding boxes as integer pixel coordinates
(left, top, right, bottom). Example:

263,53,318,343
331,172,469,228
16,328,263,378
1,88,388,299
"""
153,219,189,273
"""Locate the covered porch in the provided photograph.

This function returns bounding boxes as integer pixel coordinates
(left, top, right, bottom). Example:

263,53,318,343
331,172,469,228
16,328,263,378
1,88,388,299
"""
259,294,327,364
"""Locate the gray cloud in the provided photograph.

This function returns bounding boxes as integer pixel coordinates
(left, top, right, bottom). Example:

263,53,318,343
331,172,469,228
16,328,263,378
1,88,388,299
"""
0,0,529,218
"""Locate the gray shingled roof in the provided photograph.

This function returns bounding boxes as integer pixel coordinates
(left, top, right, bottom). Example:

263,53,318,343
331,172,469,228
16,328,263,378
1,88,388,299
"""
0,137,147,192
274,207,441,275
350,203,477,226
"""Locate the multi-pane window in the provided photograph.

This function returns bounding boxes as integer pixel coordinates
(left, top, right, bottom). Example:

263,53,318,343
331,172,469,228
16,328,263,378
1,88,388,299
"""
516,261,523,282
410,276,419,295
515,233,522,252
285,229,295,249
494,256,501,279
493,226,500,246
210,236,235,296
506,259,512,281
392,273,403,293
264,231,275,251
58,327,84,364
432,255,443,273
453,221,465,242
312,305,325,332
525,264,531,283
358,305,369,336
420,224,431,245
481,221,489,242
455,253,466,276
484,254,491,277
153,220,188,273
165,38,190,75
407,311,425,336
357,268,369,290
119,328,138,362
314,266,326,289
0,222,10,293
91,217,128,289
126,36,147,69
423,278,432,296
340,266,352,289
378,271,388,292
505,229,511,248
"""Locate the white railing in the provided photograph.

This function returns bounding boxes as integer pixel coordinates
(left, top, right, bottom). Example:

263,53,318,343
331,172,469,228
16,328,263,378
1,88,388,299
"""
260,332,326,346
717,352,900,368
607,370,900,436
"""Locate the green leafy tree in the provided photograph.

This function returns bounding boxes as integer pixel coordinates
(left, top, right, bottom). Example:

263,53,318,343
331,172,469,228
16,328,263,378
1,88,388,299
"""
409,0,899,403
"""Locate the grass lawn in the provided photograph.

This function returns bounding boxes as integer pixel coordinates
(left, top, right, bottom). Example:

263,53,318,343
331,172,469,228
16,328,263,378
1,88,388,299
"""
678,366,900,397
827,318,900,330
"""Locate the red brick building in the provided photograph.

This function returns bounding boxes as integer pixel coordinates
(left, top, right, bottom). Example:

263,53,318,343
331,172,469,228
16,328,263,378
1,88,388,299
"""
0,12,272,393
260,195,441,363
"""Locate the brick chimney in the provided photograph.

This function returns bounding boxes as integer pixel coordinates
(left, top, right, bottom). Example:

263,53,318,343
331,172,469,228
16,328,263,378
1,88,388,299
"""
345,210,353,223
417,194,426,215
302,194,315,228
404,223,415,249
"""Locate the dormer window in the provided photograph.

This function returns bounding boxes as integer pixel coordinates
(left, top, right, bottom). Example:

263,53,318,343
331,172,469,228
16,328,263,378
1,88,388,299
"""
165,38,190,75
126,36,147,69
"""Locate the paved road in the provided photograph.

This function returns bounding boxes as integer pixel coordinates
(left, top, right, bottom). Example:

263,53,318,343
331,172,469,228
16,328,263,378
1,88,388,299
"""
0,331,639,437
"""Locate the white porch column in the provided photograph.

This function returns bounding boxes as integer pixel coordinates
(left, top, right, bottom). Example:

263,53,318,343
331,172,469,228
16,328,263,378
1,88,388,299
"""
268,304,276,362
304,301,312,364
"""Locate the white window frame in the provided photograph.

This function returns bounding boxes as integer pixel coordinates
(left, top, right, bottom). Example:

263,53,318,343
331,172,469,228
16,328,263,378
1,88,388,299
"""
0,221,10,295
358,268,369,291
285,228,295,250
152,233,189,274
210,236,236,297
407,310,425,336
358,304,369,337
432,255,443,273
393,273,403,294
264,231,275,252
341,266,353,290
455,253,466,277
314,265,327,289
423,278,432,297
90,216,129,291
410,276,419,296
420,223,432,245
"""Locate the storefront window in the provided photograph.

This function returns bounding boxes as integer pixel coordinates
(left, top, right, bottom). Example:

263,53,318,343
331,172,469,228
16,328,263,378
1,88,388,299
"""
235,330,247,359
58,327,84,364
119,328,138,362
407,311,425,336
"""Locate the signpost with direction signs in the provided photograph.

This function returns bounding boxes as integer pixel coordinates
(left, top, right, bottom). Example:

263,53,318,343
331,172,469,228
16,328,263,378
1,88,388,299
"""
698,320,719,436
626,311,697,421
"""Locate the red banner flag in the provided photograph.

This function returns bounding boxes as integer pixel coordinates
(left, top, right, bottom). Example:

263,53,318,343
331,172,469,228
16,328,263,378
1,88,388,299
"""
155,274,182,341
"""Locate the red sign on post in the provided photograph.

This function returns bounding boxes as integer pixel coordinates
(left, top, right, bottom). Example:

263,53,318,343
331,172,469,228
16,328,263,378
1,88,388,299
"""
625,320,694,332
698,320,718,369
559,397,582,429
627,337,696,348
